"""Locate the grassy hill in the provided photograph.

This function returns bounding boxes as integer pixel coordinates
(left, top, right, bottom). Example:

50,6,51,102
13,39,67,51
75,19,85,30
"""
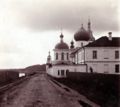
56,73,120,107
23,64,46,75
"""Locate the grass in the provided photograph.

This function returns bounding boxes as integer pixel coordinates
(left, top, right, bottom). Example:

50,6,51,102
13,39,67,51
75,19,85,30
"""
55,73,120,107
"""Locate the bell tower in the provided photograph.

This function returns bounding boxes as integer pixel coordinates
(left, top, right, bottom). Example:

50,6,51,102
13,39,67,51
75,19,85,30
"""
47,51,51,64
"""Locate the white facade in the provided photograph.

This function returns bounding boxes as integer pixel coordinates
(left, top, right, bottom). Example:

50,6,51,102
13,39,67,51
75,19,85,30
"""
75,47,120,74
46,64,87,78
53,49,70,64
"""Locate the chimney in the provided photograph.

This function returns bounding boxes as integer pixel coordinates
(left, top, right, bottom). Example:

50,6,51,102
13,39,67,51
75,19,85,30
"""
108,32,112,41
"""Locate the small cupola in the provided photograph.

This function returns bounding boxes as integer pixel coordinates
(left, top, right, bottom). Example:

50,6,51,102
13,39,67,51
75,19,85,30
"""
55,33,69,49
70,40,74,49
108,32,112,41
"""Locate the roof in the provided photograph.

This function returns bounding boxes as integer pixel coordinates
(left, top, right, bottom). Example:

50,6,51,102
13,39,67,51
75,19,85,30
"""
85,36,120,47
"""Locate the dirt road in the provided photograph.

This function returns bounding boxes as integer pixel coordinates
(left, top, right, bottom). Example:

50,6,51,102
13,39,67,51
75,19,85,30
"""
0,74,100,107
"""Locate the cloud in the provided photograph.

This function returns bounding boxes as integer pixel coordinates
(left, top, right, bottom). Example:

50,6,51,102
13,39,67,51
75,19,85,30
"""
11,0,119,32
0,0,119,68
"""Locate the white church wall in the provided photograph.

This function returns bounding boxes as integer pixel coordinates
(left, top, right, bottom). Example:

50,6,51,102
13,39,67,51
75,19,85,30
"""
47,64,87,78
54,49,70,62
87,62,120,74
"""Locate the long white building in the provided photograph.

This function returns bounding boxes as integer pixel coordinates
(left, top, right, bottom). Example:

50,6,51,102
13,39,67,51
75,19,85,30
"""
72,32,120,74
46,21,120,78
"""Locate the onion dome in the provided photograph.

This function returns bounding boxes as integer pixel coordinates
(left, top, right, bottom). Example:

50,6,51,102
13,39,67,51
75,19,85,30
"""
70,40,74,49
55,33,69,49
74,24,90,41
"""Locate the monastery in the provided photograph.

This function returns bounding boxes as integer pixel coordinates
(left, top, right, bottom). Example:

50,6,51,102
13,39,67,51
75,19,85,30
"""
46,20,120,78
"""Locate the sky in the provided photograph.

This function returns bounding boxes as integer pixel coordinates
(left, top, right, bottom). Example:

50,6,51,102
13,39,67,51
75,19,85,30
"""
0,0,119,68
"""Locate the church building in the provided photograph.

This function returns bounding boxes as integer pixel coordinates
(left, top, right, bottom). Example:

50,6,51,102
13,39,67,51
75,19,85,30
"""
46,20,120,78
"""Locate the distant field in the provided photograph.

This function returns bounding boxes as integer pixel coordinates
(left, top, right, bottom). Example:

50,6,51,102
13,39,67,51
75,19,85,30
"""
0,70,19,86
56,73,120,107
0,64,46,86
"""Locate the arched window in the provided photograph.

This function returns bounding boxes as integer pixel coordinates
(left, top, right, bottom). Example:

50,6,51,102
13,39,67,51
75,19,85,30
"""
61,52,64,60
61,70,64,76
67,53,69,60
56,53,58,60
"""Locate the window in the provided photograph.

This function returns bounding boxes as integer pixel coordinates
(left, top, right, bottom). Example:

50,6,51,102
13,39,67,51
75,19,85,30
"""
115,51,119,59
93,50,97,59
56,53,58,60
115,64,119,73
67,53,69,60
61,70,64,76
61,52,64,60
58,70,60,75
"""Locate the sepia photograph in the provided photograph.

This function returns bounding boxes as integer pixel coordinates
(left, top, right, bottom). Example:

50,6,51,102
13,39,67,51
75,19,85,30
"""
0,0,119,107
